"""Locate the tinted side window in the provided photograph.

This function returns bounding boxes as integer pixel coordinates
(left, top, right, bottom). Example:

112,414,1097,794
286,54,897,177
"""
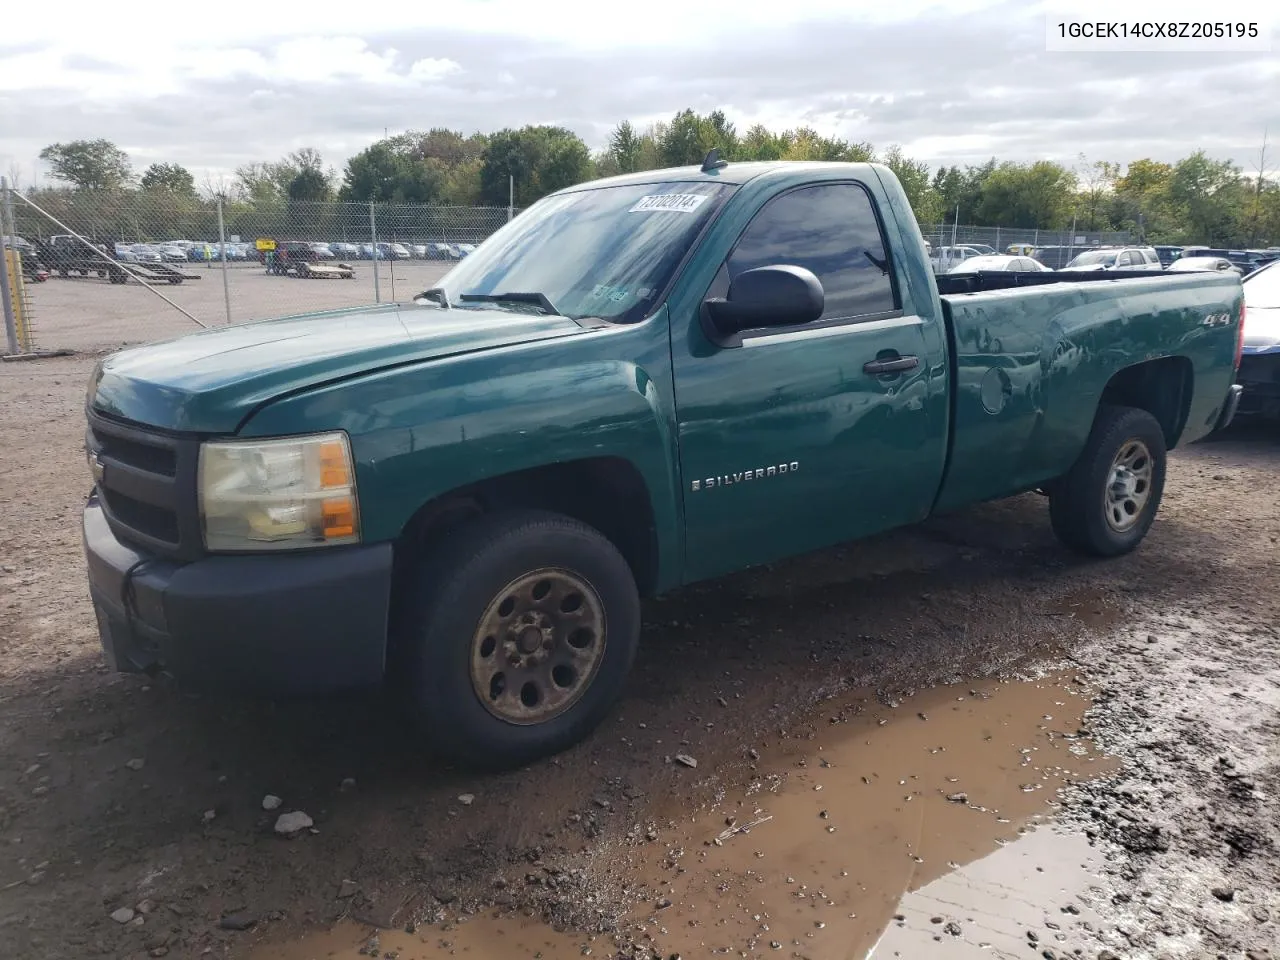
727,183,897,322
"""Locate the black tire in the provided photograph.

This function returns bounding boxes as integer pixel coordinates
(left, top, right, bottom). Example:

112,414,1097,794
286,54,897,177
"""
1049,405,1167,557
396,510,640,768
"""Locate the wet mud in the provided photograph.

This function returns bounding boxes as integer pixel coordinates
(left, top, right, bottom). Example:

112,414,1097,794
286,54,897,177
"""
254,672,1110,959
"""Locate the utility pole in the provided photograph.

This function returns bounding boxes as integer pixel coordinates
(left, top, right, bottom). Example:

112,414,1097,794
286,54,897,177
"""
1250,127,1271,246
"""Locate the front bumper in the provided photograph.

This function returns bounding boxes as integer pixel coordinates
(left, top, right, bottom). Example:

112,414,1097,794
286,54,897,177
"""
83,495,393,695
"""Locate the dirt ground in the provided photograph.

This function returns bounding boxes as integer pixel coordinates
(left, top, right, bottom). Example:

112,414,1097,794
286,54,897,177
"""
20,261,451,353
1,353,1278,960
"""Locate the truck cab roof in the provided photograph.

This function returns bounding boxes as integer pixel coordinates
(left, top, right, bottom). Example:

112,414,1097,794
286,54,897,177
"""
560,160,884,192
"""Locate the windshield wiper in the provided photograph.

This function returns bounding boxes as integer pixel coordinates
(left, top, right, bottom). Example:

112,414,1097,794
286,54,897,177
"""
458,291,562,317
416,287,451,309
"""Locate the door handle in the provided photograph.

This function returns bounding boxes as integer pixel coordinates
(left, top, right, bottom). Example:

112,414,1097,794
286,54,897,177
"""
863,355,919,375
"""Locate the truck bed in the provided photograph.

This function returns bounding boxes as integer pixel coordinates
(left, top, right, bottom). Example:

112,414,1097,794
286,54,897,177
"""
934,268,1174,296
932,269,1243,513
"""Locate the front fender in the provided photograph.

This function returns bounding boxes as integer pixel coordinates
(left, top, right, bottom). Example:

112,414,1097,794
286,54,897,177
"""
237,318,683,589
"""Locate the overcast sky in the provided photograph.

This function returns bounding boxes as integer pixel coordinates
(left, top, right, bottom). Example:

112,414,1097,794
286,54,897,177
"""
1,0,1276,190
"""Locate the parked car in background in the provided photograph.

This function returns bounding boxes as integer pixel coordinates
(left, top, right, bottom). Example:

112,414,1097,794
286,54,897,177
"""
426,242,456,260
963,243,997,255
1029,245,1089,270
456,243,476,258
329,242,360,259
1006,242,1036,256
1062,247,1163,272
158,244,188,263
949,254,1053,274
1181,247,1264,276
410,244,429,259
130,244,164,264
1168,256,1244,276
1237,259,1280,418
1246,250,1280,273
1152,245,1184,267
931,244,985,273
1,235,36,258
308,243,336,260
383,242,412,260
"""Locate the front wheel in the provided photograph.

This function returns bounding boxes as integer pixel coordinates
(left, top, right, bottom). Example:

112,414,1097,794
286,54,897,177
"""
1049,405,1167,557
396,510,640,768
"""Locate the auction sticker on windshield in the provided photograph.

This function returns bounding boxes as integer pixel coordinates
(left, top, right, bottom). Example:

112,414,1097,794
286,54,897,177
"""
629,194,709,213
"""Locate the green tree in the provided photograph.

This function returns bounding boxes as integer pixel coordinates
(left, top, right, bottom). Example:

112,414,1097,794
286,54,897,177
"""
780,128,872,163
1111,158,1175,239
881,146,940,223
739,124,788,161
236,148,329,203
338,142,408,202
978,161,1077,229
1074,155,1120,231
39,139,133,189
287,166,332,202
479,126,593,206
605,121,643,174
140,162,196,196
659,109,720,166
1169,151,1245,244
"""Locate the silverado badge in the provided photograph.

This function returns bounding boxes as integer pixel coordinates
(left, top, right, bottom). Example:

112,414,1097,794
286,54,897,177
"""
691,461,799,491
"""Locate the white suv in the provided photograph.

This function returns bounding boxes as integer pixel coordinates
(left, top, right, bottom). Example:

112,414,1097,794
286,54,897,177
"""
1063,246,1164,271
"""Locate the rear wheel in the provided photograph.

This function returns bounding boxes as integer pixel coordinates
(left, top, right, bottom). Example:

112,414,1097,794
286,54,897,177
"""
1049,405,1167,557
395,510,640,768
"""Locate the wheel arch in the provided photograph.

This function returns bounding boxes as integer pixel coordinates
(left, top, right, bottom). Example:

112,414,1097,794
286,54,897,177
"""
1097,355,1194,449
392,456,661,600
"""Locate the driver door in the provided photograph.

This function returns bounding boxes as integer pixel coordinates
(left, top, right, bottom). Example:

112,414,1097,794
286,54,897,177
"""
671,181,948,583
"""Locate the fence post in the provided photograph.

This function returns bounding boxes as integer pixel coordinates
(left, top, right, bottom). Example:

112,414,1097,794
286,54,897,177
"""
0,177,20,355
216,197,232,326
995,226,1001,250
369,201,381,304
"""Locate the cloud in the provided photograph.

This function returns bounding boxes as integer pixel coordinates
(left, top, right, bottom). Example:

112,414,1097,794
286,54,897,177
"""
0,1,1275,189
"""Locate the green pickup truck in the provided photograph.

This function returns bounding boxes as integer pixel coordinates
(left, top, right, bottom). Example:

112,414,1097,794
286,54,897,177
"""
82,158,1245,766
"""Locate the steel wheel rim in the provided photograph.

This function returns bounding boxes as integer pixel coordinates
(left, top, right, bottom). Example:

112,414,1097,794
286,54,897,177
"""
469,568,607,725
1104,438,1153,533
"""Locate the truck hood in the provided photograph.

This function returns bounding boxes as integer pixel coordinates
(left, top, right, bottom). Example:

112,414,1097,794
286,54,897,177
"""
89,303,586,433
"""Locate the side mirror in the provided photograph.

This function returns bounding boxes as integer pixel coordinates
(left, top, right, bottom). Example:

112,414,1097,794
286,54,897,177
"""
703,265,824,343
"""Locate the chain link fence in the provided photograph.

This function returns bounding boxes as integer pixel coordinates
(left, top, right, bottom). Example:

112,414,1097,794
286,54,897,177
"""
919,223,1132,253
3,179,1136,355
4,183,519,353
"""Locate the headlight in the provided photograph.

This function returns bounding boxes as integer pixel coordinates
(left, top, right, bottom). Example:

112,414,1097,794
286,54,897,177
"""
198,432,360,551
86,360,104,409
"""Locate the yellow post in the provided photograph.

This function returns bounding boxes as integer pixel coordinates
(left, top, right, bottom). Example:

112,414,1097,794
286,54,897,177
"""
4,249,31,352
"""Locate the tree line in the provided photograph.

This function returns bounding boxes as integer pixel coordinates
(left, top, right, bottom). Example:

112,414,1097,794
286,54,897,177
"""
23,112,1280,247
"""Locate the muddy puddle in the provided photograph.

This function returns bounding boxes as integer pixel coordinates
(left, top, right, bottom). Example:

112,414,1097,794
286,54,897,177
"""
252,671,1113,960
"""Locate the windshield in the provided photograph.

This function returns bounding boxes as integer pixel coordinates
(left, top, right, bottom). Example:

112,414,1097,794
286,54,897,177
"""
1067,250,1118,267
429,181,732,323
1244,262,1280,309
